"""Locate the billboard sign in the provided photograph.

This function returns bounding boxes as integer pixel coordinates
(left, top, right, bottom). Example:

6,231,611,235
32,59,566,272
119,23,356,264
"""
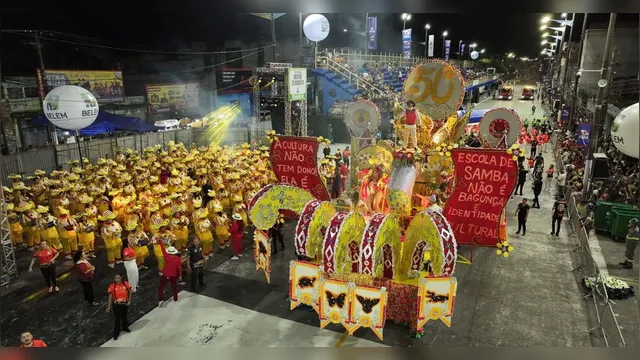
367,17,378,50
39,69,125,103
146,83,200,115
444,40,451,61
428,35,435,57
216,68,253,93
287,68,307,102
402,29,412,59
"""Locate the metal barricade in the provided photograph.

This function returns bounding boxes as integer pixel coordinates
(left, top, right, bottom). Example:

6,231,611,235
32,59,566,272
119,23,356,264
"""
566,192,627,347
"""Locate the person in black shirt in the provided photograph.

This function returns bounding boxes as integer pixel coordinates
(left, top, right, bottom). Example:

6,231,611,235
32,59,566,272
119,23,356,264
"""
270,217,285,254
515,198,530,235
532,178,543,208
551,196,566,236
530,139,538,157
515,164,528,196
186,238,206,292
322,145,331,158
201,178,213,206
534,153,544,168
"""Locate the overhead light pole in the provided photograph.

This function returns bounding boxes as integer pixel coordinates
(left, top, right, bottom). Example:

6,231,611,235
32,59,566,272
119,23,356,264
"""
424,24,431,58
401,13,411,30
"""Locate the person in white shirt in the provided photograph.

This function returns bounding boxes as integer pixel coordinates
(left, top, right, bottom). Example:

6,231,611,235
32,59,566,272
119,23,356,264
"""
556,170,567,197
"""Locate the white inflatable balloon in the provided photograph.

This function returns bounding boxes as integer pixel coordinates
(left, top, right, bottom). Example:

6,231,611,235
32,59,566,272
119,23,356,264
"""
470,51,479,60
303,14,330,42
610,102,639,159
43,85,99,130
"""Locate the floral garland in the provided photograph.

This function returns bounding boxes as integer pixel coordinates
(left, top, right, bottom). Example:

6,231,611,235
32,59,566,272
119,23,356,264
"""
391,148,425,168
496,240,514,258
584,276,635,300
506,143,526,161
266,130,279,143
317,136,331,145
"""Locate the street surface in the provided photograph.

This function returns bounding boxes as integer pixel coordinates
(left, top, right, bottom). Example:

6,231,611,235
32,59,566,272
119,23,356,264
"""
2,85,630,347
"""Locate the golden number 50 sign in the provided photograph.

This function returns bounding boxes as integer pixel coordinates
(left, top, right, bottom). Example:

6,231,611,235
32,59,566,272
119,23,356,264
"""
403,61,465,121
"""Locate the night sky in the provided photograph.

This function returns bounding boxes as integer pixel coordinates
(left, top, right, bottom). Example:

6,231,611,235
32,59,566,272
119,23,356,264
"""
1,9,637,74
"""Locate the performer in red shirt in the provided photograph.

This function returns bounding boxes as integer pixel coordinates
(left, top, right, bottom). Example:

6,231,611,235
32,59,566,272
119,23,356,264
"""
229,213,245,259
403,100,421,149
106,274,132,340
339,161,349,192
158,240,182,305
19,331,47,347
28,241,60,293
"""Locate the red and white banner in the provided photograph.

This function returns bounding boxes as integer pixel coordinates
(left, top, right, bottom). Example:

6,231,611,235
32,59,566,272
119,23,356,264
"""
270,136,330,201
443,149,517,246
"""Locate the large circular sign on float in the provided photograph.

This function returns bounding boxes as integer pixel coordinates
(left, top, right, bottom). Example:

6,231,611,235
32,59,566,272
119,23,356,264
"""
303,14,330,42
611,102,639,159
403,60,465,121
343,99,381,138
43,85,99,130
470,51,479,60
478,108,521,148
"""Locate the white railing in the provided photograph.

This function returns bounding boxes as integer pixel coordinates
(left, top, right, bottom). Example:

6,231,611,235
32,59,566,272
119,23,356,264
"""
321,48,434,68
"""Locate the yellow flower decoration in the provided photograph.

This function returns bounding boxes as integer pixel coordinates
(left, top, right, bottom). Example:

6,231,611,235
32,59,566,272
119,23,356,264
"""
439,152,445,156
506,149,513,155
512,156,518,161
300,293,313,305
359,316,372,328
496,240,514,258
511,144,519,150
435,146,442,152
445,151,451,157
447,145,453,151
329,310,342,323
428,307,443,320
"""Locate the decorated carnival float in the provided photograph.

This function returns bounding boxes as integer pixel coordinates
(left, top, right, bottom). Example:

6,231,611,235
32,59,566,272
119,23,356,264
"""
247,60,524,340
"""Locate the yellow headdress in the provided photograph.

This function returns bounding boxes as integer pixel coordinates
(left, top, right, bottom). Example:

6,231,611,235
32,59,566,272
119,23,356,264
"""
35,205,50,214
150,216,170,230
98,210,118,221
125,219,139,231
16,200,35,212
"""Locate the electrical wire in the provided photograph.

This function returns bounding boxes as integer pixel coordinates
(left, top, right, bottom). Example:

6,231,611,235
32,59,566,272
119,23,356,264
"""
2,29,273,55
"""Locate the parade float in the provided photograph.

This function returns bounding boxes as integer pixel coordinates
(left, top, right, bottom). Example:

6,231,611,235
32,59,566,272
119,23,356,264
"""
248,60,523,340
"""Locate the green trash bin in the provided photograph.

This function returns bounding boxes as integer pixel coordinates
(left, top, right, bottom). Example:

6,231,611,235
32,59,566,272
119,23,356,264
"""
610,209,640,242
595,201,617,233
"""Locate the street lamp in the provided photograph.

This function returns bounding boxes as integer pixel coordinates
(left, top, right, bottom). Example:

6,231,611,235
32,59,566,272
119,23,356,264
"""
424,24,431,58
401,13,411,29
343,29,348,32
540,15,551,24
442,30,448,59
541,40,547,45
480,49,485,54
561,13,568,18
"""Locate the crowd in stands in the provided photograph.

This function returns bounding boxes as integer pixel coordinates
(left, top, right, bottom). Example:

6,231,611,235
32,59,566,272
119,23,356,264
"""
320,50,490,106
542,81,639,205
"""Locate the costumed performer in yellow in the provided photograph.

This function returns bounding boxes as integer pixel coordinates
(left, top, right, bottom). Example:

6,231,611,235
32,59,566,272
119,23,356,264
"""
126,219,150,270
100,210,123,268
170,205,189,252
37,205,62,251
75,212,96,258
18,200,40,251
57,207,79,260
7,204,24,248
232,195,248,226
194,207,214,258
359,165,389,213
213,203,230,250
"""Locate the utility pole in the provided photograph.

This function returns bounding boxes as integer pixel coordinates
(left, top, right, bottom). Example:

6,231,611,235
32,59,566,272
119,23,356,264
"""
585,13,616,196
568,14,588,133
299,13,304,67
555,30,566,86
561,13,576,88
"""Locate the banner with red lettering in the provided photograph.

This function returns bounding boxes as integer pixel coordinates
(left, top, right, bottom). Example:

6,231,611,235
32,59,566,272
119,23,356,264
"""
443,149,517,246
270,136,330,201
